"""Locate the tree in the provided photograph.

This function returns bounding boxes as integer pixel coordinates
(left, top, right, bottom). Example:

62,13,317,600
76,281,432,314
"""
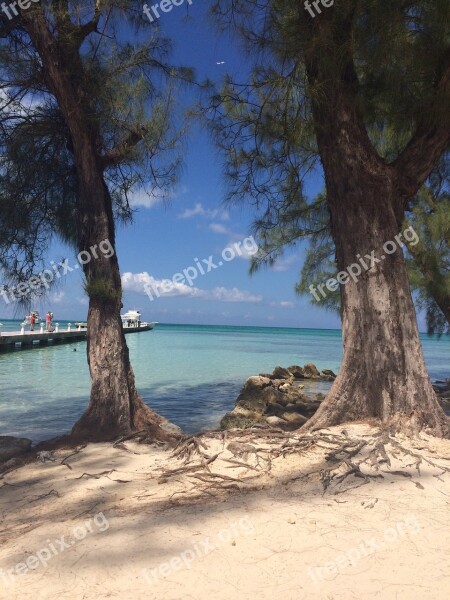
210,0,450,435
405,163,450,335
250,164,450,336
0,1,189,441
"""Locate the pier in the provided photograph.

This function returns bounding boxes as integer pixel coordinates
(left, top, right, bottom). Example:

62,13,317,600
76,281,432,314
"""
0,323,152,350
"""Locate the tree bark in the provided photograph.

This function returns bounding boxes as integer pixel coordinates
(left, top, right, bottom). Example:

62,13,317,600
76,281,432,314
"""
23,7,178,442
306,178,449,436
302,6,449,436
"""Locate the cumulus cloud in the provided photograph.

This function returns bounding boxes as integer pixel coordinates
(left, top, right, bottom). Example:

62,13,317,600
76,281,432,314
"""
122,272,262,304
122,272,201,298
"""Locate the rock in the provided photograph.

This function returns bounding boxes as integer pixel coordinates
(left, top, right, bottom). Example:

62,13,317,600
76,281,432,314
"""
232,375,280,413
37,450,55,463
287,365,305,379
265,402,287,416
279,383,291,392
160,422,183,435
303,363,321,378
271,379,289,389
270,366,293,380
281,412,308,425
0,436,32,463
266,416,286,427
316,393,325,401
220,410,264,430
273,395,293,407
321,369,337,378
220,364,336,430
243,375,272,390
294,398,322,416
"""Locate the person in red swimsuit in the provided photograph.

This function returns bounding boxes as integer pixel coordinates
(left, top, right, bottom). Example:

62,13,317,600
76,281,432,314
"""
30,312,35,331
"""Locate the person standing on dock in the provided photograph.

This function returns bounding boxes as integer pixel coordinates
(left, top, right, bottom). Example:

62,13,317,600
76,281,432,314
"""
30,312,36,331
45,311,52,332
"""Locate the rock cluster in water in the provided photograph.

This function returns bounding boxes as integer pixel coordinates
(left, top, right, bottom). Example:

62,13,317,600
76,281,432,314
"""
220,363,337,431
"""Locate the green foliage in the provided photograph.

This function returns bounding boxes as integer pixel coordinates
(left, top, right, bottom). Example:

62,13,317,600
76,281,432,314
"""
84,277,122,303
209,0,450,333
0,1,192,300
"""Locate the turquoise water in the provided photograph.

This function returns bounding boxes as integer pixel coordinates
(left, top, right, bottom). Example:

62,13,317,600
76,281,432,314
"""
0,321,448,442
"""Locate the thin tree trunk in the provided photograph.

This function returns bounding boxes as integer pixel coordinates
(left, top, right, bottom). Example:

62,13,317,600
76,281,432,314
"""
23,8,178,442
68,139,173,441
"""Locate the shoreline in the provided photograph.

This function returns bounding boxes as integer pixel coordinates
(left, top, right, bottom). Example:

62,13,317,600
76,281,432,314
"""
1,366,448,451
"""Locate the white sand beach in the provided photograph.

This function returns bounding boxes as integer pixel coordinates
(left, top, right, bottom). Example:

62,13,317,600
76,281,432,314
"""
1,424,450,600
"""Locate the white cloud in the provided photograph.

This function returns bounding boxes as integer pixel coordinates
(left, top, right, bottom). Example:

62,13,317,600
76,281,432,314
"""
207,287,262,303
122,272,201,299
128,188,166,209
209,223,233,235
121,272,262,304
178,202,229,221
269,300,295,309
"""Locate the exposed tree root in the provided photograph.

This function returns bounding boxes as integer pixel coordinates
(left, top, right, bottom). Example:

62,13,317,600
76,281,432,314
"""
156,426,450,502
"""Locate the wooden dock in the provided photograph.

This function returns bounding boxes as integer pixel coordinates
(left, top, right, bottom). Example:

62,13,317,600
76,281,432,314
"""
0,324,152,350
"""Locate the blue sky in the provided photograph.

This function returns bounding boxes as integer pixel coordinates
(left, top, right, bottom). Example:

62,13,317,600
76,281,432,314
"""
0,1,428,331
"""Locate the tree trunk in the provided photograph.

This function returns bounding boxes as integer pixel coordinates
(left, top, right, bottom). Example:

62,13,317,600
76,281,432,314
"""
68,141,174,442
301,8,449,437
23,8,178,442
305,172,449,437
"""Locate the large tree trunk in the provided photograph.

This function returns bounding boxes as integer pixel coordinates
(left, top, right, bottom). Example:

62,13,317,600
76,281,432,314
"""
23,8,178,442
301,6,449,437
306,182,449,436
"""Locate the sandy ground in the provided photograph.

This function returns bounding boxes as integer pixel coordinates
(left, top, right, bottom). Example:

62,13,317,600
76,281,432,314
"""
1,424,450,600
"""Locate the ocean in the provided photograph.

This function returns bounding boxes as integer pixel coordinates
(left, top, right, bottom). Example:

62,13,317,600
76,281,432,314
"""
0,321,448,442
